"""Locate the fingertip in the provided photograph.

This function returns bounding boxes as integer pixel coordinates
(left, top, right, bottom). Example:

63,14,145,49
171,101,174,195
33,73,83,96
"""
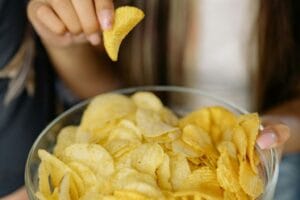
98,9,114,31
257,129,278,149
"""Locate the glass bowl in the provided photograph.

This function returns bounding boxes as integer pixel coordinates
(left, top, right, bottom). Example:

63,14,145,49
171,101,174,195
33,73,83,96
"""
25,86,279,200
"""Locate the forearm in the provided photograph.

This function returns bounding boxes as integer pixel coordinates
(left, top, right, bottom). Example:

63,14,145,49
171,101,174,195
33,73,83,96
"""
263,98,300,153
45,43,120,99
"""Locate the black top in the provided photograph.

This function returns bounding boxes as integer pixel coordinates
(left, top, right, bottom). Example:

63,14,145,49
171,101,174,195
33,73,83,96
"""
0,0,55,196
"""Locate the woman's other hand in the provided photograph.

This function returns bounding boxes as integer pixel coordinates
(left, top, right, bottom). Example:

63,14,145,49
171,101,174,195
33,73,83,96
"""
27,0,114,47
257,118,290,150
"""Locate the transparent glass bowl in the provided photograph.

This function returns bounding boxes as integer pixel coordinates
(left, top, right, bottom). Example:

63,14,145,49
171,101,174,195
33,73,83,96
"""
25,86,279,200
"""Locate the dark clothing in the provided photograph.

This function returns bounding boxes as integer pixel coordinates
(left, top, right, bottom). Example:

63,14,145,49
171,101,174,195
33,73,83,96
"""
0,0,55,196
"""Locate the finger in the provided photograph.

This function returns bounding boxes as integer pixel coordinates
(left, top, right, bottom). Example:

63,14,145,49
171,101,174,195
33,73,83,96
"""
94,0,114,30
46,0,82,34
28,1,66,35
257,124,290,149
71,0,101,45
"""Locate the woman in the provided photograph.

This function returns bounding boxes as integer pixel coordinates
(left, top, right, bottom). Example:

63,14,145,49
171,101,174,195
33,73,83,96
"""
2,0,296,199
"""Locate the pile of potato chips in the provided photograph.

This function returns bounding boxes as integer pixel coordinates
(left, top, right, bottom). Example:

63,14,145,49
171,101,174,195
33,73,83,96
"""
37,92,264,200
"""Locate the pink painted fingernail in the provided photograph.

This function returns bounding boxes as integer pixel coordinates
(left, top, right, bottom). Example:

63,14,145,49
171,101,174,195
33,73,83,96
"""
257,131,277,149
87,33,100,45
99,9,113,30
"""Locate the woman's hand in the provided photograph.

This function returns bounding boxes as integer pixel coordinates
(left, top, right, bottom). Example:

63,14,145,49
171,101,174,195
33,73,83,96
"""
257,118,290,150
2,187,28,200
27,0,114,47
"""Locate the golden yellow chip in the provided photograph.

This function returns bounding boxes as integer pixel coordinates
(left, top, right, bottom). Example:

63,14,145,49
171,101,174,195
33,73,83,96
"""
159,107,179,126
61,144,114,178
38,150,84,196
38,162,51,197
79,93,136,143
136,108,177,137
131,92,163,112
238,113,260,173
114,190,151,200
171,139,201,158
131,143,164,177
112,168,163,198
59,173,71,200
169,153,191,191
182,125,215,155
156,153,172,190
179,108,211,132
239,161,264,198
180,166,218,191
232,126,247,159
217,141,237,159
53,126,76,158
103,6,145,61
217,151,240,193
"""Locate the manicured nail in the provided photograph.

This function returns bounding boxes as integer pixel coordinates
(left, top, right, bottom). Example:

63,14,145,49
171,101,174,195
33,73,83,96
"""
87,33,100,45
257,131,277,149
99,9,113,30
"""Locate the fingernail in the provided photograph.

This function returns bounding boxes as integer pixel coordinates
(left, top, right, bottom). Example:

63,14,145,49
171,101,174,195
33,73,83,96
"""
99,9,113,30
257,131,277,149
87,33,100,45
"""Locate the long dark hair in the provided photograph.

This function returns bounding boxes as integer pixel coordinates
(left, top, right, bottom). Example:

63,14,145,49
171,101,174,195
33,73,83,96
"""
257,0,300,112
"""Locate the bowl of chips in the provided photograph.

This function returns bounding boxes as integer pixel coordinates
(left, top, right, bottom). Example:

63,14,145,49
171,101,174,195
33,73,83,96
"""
25,86,279,200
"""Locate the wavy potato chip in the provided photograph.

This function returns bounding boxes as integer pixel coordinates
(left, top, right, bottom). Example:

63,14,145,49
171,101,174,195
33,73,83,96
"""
132,92,163,112
79,94,136,142
169,153,191,191
239,161,263,198
103,6,145,61
114,190,151,200
61,144,114,178
217,151,240,193
53,126,77,158
131,143,164,177
232,126,247,159
238,114,260,174
156,153,172,190
182,125,215,155
136,108,177,137
112,168,162,198
38,150,84,198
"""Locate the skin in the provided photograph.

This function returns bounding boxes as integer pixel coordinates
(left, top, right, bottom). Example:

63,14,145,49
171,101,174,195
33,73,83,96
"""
3,0,296,198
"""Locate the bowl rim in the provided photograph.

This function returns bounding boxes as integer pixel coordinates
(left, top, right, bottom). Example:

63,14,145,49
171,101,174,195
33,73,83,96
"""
25,85,279,198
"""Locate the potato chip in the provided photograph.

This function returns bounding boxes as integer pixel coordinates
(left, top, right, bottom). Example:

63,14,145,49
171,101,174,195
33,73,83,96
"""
239,161,263,198
68,162,97,192
38,150,84,196
156,153,172,190
179,108,211,132
159,107,179,126
172,139,201,158
217,141,237,159
232,126,247,159
112,168,163,198
136,108,177,137
103,6,145,61
235,189,252,200
169,153,191,191
59,173,71,200
217,151,240,193
224,190,237,200
79,93,136,142
38,162,51,197
182,125,215,155
238,113,260,174
61,144,114,178
180,167,218,191
144,129,180,144
114,190,151,200
131,143,164,177
131,92,163,112
53,126,76,158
